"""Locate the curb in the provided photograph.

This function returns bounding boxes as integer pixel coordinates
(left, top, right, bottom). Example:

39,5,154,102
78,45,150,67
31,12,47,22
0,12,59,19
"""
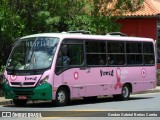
0,100,12,105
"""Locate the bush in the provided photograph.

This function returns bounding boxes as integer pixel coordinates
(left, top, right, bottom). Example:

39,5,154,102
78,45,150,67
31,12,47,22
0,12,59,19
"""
0,65,5,73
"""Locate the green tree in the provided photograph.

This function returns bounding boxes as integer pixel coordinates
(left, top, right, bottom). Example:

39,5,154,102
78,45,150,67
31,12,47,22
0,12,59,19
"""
0,0,144,68
0,0,25,41
88,0,144,34
0,0,144,38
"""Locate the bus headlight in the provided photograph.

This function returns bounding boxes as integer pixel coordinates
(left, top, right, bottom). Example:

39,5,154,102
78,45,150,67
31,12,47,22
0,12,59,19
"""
37,76,49,86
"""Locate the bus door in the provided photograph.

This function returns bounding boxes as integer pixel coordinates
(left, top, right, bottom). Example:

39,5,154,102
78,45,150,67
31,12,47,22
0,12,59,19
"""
55,39,86,98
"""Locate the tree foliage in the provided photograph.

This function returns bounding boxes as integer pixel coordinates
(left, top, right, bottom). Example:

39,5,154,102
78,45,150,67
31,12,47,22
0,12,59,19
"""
0,0,144,68
0,0,25,41
0,0,144,38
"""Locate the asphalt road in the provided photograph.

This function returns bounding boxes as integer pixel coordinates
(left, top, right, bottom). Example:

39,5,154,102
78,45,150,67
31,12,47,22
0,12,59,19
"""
0,93,160,120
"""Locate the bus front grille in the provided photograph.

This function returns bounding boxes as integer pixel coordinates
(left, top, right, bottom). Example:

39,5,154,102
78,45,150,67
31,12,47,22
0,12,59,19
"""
10,82,35,86
11,88,34,96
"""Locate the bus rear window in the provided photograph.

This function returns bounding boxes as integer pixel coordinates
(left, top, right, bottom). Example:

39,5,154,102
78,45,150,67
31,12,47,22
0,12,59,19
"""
143,42,154,65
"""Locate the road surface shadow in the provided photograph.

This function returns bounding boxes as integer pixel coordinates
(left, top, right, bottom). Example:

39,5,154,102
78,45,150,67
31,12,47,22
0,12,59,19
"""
3,96,154,108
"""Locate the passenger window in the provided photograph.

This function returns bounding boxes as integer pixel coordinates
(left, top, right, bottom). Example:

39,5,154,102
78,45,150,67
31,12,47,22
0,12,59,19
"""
126,42,143,65
108,42,125,65
143,42,154,65
108,42,124,53
108,54,125,65
127,55,143,64
86,41,106,65
86,41,106,53
86,54,106,65
144,55,154,64
126,42,142,53
55,39,84,73
68,44,84,65
143,42,154,53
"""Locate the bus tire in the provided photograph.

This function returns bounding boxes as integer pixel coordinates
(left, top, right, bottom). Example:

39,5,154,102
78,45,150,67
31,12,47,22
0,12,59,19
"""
113,84,130,101
55,87,69,106
13,99,27,107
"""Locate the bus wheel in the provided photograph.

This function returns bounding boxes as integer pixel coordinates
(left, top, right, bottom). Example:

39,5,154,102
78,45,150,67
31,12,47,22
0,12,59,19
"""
55,87,69,106
113,84,130,100
121,84,130,100
13,99,28,107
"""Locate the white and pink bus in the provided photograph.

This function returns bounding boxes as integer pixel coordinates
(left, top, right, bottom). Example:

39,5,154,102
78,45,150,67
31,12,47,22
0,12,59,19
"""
3,33,157,106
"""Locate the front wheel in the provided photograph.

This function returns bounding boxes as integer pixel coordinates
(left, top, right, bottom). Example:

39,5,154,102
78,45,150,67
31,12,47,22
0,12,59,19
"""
55,88,70,106
113,84,130,100
13,99,28,107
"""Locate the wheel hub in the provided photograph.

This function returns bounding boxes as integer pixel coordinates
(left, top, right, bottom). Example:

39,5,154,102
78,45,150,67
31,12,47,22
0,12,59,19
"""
58,91,66,103
123,87,129,98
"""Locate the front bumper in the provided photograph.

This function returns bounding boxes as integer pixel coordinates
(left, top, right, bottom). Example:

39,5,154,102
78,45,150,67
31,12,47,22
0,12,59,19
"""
3,82,52,100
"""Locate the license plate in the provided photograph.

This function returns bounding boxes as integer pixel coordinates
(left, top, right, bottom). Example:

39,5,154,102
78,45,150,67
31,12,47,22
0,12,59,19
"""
18,96,27,99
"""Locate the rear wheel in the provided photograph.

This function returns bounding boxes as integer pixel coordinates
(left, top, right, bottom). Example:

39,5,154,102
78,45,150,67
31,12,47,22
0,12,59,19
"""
55,87,70,106
13,99,28,107
113,84,130,100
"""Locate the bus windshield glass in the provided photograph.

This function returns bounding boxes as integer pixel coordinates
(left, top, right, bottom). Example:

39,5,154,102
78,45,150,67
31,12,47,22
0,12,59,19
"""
6,37,59,70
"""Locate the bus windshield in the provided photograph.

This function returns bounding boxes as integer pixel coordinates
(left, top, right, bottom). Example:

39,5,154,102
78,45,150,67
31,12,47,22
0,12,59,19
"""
6,37,59,71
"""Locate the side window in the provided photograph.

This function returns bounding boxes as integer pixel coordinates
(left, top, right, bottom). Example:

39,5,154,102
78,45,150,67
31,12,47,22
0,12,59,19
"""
86,41,106,65
55,39,84,73
143,42,154,65
108,42,125,65
126,42,142,65
68,44,84,65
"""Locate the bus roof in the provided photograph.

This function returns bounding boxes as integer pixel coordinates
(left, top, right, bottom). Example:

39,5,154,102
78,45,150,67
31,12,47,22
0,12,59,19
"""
20,33,154,42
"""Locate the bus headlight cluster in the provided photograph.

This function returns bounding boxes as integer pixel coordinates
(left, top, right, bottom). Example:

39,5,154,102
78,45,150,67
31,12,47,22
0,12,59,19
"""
37,76,49,86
